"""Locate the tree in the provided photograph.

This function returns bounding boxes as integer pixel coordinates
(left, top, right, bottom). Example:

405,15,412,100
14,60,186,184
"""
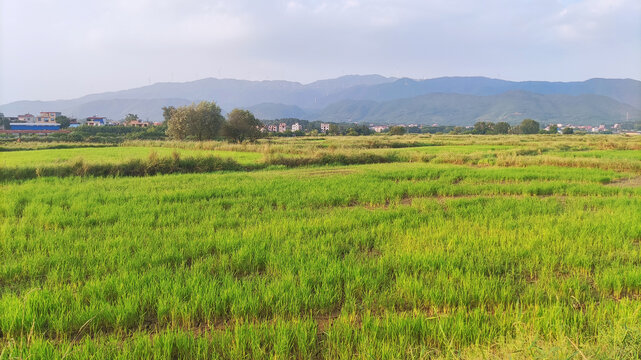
518,119,540,134
548,124,558,134
162,106,176,123
0,113,9,130
124,114,140,124
222,109,263,143
55,115,72,129
388,126,406,135
166,101,224,141
328,124,341,135
450,126,465,135
562,127,574,134
494,122,511,134
473,121,494,134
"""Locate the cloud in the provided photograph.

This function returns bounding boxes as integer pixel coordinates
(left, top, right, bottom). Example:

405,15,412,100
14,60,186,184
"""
1,0,639,103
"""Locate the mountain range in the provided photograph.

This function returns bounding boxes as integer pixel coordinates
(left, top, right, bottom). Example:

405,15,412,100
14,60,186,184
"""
1,75,639,126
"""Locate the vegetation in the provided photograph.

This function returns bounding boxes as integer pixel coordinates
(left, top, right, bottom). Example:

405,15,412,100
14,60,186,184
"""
223,109,263,143
167,101,225,141
1,135,640,358
388,125,406,135
54,115,72,129
123,113,140,124
515,119,540,134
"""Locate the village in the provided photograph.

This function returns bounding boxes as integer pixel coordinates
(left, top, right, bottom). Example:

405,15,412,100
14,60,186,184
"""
1,110,638,136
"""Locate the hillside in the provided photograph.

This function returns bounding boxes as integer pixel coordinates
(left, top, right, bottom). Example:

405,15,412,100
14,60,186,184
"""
313,91,641,125
246,103,307,120
327,77,641,109
1,75,639,123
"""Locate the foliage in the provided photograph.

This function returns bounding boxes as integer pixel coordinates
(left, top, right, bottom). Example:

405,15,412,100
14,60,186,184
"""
562,127,574,134
166,101,224,141
512,118,540,134
124,113,140,124
388,126,407,135
222,109,263,143
548,124,558,134
162,106,176,123
472,121,494,134
495,122,511,134
53,115,72,129
1,115,10,130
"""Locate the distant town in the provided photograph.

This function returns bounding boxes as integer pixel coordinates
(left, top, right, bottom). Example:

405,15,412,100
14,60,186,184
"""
1,110,640,137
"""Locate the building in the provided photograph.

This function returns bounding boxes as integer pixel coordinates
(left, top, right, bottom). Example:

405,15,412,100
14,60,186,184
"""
17,114,36,122
10,122,61,131
278,122,287,133
86,116,106,126
320,123,330,133
291,123,302,132
37,112,61,123
370,125,389,133
128,120,149,127
267,124,278,132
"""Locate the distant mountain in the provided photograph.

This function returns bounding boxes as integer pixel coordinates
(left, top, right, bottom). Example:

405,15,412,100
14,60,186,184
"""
246,103,307,120
0,75,395,120
1,75,639,124
305,74,397,95
327,77,641,109
313,91,641,126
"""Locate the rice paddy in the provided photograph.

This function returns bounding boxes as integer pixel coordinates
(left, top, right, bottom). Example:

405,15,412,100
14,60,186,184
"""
1,135,640,359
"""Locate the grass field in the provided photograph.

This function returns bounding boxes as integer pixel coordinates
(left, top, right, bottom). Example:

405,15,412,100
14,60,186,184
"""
1,135,640,359
0,146,263,167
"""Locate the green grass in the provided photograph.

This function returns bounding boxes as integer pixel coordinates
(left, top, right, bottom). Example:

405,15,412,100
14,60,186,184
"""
1,136,641,359
550,149,641,160
0,146,262,167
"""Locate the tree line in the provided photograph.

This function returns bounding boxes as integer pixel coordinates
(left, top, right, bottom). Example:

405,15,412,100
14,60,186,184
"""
164,102,262,142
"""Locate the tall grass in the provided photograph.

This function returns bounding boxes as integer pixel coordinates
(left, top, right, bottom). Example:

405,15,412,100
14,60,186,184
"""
0,152,248,181
1,161,640,357
1,136,641,358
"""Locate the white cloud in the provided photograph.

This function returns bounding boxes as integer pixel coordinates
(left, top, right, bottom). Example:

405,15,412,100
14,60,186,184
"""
1,0,639,103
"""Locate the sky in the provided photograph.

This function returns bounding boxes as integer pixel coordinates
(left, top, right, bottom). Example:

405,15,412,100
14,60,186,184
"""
1,0,640,104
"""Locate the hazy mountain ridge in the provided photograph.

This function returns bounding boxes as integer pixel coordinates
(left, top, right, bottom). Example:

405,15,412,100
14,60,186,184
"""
1,75,639,124
326,77,641,109
312,91,640,125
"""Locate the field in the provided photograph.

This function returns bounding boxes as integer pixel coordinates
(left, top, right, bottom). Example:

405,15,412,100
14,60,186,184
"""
1,134,640,359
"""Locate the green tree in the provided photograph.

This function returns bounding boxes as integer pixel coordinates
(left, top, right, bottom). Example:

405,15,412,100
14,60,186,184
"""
0,113,9,130
124,114,140,124
222,109,263,143
162,106,176,123
328,124,341,135
450,126,465,135
55,115,72,129
388,126,406,135
166,101,224,141
518,119,540,134
494,122,511,134
548,124,558,134
562,127,574,134
473,121,494,134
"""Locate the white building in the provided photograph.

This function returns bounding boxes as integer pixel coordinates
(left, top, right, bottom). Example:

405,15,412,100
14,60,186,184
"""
18,114,36,122
291,123,302,132
370,125,389,133
278,122,287,133
320,123,330,132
